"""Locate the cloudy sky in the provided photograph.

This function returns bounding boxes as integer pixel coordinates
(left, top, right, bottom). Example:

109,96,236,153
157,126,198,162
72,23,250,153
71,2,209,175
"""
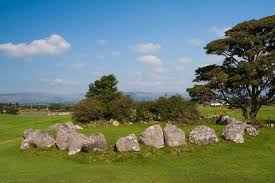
0,0,274,94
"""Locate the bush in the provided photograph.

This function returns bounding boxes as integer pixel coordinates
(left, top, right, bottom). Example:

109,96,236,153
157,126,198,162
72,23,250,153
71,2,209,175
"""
134,95,200,122
110,95,133,122
72,98,106,123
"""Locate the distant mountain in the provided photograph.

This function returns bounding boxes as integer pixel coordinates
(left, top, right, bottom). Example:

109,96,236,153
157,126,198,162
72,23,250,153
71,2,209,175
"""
0,92,84,104
0,92,190,104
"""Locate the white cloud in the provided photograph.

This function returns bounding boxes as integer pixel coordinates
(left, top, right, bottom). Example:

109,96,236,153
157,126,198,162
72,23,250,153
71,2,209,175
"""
209,26,230,38
111,51,121,56
131,43,161,53
188,38,205,47
56,63,86,70
178,57,192,65
137,55,162,65
201,55,224,66
98,39,108,46
40,78,78,86
0,34,70,58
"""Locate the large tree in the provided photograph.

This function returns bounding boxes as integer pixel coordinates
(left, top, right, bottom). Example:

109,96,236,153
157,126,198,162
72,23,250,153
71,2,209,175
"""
86,74,120,103
187,15,275,120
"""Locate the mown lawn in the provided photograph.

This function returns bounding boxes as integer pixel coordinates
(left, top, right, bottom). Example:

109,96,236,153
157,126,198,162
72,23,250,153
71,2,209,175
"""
0,114,275,183
198,105,275,122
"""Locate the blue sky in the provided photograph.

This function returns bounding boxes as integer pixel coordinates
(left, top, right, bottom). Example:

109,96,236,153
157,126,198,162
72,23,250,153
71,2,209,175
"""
0,0,274,94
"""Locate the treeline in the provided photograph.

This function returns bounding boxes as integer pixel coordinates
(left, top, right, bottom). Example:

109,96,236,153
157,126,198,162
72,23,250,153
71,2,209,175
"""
72,74,199,123
0,103,72,115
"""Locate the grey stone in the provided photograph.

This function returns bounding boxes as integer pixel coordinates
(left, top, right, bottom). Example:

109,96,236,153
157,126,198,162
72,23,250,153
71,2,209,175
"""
55,125,76,150
68,132,88,155
222,122,247,143
20,129,55,150
189,125,218,145
140,125,164,148
163,124,185,147
216,115,242,125
82,133,108,152
245,125,259,136
48,123,63,131
115,134,140,152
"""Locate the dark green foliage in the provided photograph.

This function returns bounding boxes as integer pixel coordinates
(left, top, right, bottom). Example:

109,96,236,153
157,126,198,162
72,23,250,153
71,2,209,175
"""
110,95,134,122
0,103,18,115
48,103,71,112
86,74,120,103
187,15,275,120
134,95,199,122
72,98,106,123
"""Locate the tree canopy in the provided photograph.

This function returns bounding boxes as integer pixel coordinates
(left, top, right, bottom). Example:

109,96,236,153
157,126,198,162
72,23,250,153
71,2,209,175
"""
187,15,275,120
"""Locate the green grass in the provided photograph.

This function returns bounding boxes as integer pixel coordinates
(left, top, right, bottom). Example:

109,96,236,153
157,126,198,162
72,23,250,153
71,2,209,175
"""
198,105,275,122
0,114,275,182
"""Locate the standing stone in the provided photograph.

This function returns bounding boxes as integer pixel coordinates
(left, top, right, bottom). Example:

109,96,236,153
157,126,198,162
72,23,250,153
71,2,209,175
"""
245,125,259,136
163,124,185,147
82,133,108,152
115,134,140,152
140,125,164,148
222,122,246,143
68,132,88,155
56,125,75,150
20,129,55,150
189,125,218,145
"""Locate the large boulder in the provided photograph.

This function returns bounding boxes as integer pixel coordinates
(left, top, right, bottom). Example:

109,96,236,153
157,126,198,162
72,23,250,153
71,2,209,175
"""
140,125,164,148
68,132,88,155
189,125,218,145
245,125,259,136
222,122,247,143
48,123,63,131
82,133,108,152
55,125,76,150
163,124,185,147
216,115,242,125
115,134,140,152
21,129,55,150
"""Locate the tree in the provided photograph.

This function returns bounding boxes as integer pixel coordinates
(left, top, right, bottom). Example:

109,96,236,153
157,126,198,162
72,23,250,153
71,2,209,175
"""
187,15,275,120
186,84,216,105
110,95,133,121
86,74,120,103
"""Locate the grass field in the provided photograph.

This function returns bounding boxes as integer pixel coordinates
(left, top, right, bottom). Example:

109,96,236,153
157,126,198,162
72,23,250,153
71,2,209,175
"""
0,114,275,183
199,105,275,122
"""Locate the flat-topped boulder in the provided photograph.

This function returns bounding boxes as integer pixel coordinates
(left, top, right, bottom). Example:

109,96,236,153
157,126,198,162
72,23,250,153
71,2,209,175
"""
48,122,83,132
140,125,164,148
82,133,108,152
163,124,185,147
189,125,218,145
21,128,55,150
222,122,246,143
115,133,140,152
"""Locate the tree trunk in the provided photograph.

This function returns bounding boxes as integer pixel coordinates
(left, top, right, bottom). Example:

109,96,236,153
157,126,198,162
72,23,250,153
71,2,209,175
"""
241,107,249,120
249,107,259,120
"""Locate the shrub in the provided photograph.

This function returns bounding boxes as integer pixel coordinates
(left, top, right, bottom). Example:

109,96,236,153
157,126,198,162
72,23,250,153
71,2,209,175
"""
72,98,106,123
110,95,133,121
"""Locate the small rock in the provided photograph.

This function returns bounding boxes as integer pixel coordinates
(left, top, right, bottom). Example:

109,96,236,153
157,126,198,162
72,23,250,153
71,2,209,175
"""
140,125,164,148
82,133,108,152
245,125,259,136
116,134,140,152
216,115,242,125
189,125,218,145
163,124,185,147
110,119,119,126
